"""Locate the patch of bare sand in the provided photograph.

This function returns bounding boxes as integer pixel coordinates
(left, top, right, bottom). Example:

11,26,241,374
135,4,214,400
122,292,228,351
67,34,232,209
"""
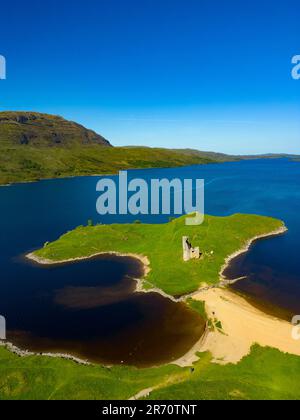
193,288,300,364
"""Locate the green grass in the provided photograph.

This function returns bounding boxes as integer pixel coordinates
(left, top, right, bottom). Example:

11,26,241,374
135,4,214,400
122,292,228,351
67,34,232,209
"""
34,213,284,296
0,346,186,400
187,298,208,320
0,145,224,185
1,345,300,400
145,345,300,400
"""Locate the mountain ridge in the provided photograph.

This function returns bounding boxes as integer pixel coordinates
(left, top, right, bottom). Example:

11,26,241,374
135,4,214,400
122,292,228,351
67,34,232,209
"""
0,111,111,147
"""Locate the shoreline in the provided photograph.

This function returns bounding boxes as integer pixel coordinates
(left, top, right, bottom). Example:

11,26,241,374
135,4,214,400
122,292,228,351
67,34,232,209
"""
1,156,299,188
27,251,151,276
0,161,218,188
219,224,288,283
27,251,182,304
0,340,91,365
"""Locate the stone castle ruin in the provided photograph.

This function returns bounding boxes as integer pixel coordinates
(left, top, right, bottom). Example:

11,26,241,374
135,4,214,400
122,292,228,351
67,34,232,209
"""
182,236,201,261
0,315,6,340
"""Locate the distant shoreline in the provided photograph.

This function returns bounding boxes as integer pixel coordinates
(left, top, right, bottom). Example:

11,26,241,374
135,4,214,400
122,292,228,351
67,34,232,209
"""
1,156,299,188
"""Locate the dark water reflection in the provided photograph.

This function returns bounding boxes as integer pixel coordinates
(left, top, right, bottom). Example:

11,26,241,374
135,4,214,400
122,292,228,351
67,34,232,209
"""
5,255,204,367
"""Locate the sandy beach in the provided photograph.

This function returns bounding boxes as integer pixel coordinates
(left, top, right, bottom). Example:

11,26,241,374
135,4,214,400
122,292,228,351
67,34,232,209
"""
193,287,300,364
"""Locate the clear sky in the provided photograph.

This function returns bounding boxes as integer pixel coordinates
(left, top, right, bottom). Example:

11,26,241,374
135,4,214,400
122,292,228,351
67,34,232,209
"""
0,0,299,154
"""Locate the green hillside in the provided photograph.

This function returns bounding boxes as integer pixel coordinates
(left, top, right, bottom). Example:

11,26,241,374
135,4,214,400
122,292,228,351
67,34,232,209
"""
0,111,228,185
1,344,300,400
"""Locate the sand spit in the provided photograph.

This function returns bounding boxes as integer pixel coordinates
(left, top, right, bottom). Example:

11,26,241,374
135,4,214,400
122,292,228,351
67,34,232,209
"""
193,287,300,364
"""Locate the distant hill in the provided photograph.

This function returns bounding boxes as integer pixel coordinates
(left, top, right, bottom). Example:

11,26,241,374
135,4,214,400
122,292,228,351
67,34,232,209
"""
0,111,298,185
172,148,300,162
0,112,111,147
237,153,300,160
0,112,224,185
171,148,240,162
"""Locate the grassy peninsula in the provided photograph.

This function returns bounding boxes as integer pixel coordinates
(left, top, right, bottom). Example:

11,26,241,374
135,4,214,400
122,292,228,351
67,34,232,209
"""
31,213,285,296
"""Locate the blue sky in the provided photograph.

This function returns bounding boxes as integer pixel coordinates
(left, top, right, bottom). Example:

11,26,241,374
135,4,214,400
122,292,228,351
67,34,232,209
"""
0,0,299,154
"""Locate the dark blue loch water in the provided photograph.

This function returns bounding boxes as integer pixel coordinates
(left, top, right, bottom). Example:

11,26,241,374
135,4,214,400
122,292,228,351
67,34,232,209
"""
0,158,299,365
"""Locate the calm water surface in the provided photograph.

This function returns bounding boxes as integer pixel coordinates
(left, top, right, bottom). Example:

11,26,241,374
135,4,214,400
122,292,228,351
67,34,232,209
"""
0,159,299,364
